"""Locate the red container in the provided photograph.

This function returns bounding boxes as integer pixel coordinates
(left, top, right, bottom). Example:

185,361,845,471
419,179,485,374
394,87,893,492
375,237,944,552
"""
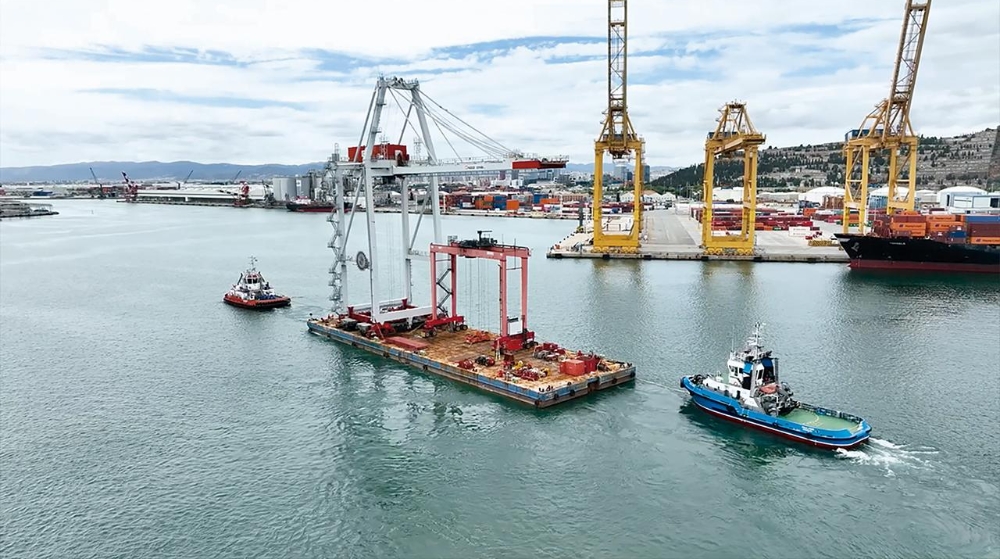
385,337,429,351
560,359,587,377
347,143,410,162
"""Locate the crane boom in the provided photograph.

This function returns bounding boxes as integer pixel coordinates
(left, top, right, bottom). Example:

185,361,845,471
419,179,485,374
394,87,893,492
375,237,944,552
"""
883,0,931,139
843,0,931,234
600,0,635,157
592,0,644,254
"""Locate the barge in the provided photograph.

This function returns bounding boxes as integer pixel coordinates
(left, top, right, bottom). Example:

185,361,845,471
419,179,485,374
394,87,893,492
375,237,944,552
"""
307,318,635,408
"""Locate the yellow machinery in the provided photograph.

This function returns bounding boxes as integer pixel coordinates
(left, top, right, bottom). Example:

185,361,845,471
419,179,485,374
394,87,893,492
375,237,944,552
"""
843,0,931,234
592,0,644,253
701,102,766,255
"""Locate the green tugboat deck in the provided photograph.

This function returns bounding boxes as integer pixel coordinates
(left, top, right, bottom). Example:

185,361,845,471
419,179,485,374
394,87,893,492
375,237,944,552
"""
781,408,864,433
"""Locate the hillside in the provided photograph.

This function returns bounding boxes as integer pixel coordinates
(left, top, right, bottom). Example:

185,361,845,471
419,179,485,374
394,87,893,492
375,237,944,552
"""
650,127,1000,194
0,160,324,183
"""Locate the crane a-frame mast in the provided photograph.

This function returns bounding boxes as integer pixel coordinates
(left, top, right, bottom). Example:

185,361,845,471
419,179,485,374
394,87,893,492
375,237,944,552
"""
701,102,766,255
592,0,644,253
843,0,931,234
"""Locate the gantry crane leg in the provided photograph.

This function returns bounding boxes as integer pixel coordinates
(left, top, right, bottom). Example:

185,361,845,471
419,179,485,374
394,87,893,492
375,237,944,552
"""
592,144,607,247
701,143,716,249
843,143,871,234
885,137,918,214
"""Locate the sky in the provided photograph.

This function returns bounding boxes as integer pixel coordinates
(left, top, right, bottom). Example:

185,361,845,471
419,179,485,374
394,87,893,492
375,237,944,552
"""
0,0,998,169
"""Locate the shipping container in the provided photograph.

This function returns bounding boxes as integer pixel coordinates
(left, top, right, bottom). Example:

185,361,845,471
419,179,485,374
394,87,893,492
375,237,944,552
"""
965,214,1000,223
969,237,1000,245
560,359,587,377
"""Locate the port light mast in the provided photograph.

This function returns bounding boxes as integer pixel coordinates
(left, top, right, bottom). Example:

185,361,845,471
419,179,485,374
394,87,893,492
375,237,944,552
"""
592,0,645,254
843,0,931,234
701,102,765,255
325,76,567,334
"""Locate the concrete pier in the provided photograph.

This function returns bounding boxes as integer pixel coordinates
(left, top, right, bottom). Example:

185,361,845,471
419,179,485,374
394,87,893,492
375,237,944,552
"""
547,206,849,263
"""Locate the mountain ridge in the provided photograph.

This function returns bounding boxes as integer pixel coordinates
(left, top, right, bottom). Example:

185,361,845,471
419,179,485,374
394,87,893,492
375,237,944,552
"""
0,160,677,183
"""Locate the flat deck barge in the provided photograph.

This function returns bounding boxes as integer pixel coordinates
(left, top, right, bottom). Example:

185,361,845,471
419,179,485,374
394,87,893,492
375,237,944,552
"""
307,316,635,408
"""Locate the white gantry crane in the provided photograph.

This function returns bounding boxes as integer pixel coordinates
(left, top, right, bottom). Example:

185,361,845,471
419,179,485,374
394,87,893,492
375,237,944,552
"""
324,76,567,328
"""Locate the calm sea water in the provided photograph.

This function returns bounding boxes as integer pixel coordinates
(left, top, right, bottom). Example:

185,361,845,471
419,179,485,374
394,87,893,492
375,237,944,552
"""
2,201,999,559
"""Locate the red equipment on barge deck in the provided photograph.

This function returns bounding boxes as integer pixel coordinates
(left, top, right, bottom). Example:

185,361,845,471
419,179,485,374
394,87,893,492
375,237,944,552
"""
342,231,535,353
427,231,534,352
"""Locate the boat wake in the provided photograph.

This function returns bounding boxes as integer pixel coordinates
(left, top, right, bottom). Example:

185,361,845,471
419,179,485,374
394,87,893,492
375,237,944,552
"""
834,437,938,476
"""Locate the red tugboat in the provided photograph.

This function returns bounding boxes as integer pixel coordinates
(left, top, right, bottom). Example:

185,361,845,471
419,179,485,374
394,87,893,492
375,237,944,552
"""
223,257,291,309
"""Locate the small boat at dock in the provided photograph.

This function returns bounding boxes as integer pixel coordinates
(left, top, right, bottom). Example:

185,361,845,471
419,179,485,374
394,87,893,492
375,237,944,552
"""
223,257,291,310
680,323,871,450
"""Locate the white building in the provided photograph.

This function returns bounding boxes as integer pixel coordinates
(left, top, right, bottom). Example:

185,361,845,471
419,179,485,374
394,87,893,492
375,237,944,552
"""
798,186,843,204
937,185,987,207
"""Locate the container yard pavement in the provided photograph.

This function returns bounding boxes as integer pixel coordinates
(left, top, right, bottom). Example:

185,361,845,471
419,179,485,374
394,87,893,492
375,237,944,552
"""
548,206,849,262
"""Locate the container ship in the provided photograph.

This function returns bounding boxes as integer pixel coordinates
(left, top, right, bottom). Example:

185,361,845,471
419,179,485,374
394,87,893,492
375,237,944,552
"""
834,211,1000,273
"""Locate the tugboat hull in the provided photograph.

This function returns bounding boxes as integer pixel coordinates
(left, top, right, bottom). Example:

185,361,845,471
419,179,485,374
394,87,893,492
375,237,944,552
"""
223,294,291,309
681,376,871,450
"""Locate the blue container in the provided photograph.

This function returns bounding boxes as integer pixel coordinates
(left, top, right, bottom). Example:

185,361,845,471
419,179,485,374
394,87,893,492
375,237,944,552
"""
965,215,1000,223
533,193,543,204
948,230,967,238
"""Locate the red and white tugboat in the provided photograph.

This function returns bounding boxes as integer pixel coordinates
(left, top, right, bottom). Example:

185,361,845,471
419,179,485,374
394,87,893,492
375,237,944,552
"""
223,257,291,309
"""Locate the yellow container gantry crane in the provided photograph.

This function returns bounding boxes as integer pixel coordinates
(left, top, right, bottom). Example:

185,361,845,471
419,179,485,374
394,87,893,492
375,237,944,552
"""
843,0,931,234
701,102,765,255
592,0,644,254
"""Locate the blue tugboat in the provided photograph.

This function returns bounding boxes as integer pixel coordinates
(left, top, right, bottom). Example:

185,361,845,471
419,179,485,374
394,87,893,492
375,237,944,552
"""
680,323,871,450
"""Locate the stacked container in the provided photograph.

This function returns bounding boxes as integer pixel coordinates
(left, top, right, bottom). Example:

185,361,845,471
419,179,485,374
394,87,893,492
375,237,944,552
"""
966,214,1000,245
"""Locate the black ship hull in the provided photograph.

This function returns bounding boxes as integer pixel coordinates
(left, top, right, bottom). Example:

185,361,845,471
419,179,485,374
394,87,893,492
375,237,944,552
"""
285,201,353,213
834,234,1000,273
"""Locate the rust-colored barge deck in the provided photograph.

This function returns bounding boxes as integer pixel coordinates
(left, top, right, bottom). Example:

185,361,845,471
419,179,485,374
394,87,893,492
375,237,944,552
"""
307,316,636,408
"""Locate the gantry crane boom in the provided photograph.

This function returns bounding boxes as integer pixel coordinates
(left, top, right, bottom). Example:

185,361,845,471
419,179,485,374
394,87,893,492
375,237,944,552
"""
843,0,931,234
701,102,766,255
592,0,644,253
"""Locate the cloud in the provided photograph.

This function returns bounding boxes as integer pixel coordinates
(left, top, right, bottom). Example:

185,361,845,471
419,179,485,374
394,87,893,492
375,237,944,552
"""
0,0,997,168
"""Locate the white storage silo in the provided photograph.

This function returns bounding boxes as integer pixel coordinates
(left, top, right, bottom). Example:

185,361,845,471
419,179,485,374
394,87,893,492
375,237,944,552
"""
295,174,313,200
272,176,296,201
